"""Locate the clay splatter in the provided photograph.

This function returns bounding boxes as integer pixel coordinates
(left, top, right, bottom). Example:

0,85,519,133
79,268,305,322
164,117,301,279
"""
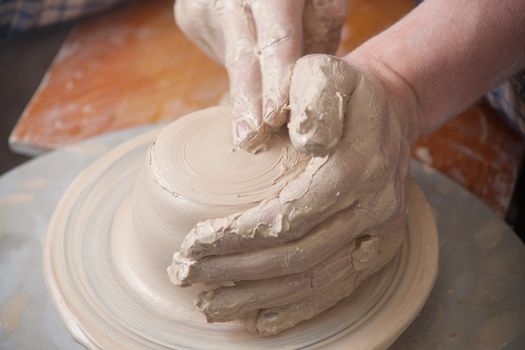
18,178,48,190
0,293,28,338
1,193,34,204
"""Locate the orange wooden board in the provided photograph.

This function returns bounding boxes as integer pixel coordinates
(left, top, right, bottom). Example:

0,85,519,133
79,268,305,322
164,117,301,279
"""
10,0,228,154
9,0,525,216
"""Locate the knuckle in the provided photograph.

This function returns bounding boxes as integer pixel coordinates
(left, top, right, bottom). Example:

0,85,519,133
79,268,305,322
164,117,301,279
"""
258,27,294,58
175,1,227,63
351,234,380,271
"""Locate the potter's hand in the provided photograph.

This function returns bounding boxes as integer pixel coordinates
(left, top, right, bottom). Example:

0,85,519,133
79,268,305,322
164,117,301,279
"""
175,0,348,151
168,54,421,335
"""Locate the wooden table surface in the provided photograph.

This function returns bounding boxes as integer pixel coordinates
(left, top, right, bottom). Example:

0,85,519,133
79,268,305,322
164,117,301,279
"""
9,0,525,216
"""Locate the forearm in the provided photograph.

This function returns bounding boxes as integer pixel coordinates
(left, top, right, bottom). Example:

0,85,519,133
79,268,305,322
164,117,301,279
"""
346,0,525,138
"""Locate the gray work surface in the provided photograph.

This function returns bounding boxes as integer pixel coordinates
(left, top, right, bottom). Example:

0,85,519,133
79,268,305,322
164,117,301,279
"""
1,126,524,350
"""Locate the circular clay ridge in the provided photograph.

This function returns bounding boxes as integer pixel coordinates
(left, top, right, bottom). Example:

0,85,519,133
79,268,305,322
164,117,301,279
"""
43,106,438,350
130,106,309,271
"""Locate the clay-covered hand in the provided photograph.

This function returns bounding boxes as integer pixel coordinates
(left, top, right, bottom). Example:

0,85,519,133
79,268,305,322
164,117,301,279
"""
174,0,348,151
168,54,421,335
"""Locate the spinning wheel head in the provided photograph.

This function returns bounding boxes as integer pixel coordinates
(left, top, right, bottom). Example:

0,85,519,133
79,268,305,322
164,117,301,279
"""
43,106,438,349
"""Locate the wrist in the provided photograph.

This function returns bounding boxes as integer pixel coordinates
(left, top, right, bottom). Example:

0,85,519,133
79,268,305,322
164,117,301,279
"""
343,49,425,145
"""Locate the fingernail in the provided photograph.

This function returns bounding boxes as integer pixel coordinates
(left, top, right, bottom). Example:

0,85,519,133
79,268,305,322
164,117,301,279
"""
236,119,254,141
167,254,193,287
235,118,270,152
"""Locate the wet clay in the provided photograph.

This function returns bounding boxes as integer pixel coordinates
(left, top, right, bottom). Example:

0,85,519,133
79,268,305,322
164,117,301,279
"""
131,106,310,268
131,105,402,334
110,106,310,319
43,105,438,349
174,0,349,150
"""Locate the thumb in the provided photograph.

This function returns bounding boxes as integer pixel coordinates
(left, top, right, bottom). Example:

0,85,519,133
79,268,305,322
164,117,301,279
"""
288,54,358,157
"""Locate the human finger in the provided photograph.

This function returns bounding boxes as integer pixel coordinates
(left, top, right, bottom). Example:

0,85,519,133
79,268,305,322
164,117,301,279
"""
169,205,366,286
195,219,403,325
256,271,357,335
195,240,357,322
174,0,224,63
256,221,405,335
176,152,355,261
218,1,268,150
288,54,357,157
252,0,305,129
177,143,398,266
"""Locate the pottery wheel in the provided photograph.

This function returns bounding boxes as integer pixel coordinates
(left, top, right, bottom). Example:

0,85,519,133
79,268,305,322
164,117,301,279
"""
43,106,438,349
